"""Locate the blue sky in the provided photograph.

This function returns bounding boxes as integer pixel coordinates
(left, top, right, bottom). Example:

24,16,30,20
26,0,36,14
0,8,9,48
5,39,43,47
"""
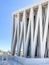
0,0,39,51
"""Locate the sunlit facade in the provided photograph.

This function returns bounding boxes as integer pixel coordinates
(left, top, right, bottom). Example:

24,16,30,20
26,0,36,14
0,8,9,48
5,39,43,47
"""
11,0,49,58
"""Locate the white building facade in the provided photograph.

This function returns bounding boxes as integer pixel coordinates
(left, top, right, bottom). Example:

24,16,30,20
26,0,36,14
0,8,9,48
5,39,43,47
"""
11,0,49,58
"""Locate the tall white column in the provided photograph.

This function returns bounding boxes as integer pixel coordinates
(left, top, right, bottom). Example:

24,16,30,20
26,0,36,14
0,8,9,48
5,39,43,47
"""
17,13,20,41
13,13,20,55
23,9,32,57
23,10,27,57
11,15,15,55
40,2,49,58
39,4,43,57
47,29,49,57
30,5,41,58
11,15,15,45
11,13,20,55
17,22,24,56
30,8,34,57
17,12,25,56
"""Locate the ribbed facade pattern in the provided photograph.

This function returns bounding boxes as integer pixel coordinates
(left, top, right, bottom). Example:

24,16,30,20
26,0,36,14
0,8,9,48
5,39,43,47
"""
11,0,49,58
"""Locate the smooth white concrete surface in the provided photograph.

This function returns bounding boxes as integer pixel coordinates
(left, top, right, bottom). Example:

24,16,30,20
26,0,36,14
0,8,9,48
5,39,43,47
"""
1,55,49,65
14,56,49,65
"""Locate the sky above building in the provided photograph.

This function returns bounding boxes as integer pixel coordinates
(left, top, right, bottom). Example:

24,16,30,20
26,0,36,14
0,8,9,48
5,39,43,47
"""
0,0,39,51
